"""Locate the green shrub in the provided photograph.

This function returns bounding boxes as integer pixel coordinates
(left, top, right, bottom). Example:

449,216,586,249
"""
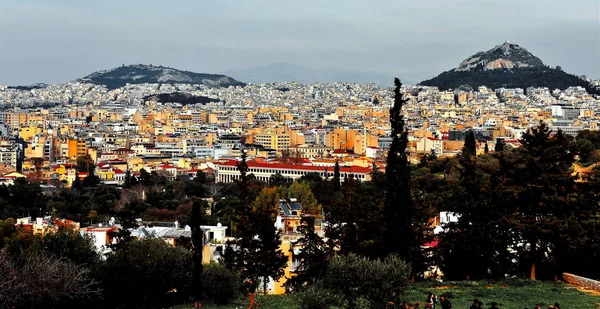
102,238,193,308
321,254,411,309
201,263,240,305
297,283,343,309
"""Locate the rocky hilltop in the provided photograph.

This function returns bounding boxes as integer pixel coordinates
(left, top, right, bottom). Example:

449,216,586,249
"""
78,64,245,89
420,41,590,90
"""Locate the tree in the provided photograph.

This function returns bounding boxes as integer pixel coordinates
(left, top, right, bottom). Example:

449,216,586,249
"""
332,161,341,192
287,181,321,215
243,188,288,294
0,251,100,308
72,172,83,191
76,155,95,173
201,263,240,305
320,253,411,309
514,124,576,279
102,238,193,309
495,138,506,152
484,143,489,154
191,199,205,302
123,170,138,188
383,78,415,264
285,216,328,292
463,130,476,156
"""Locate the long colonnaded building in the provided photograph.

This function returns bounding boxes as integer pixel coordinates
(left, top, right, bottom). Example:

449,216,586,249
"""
214,160,372,183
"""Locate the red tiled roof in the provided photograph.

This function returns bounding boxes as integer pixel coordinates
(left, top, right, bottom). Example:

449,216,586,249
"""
215,160,372,174
423,240,439,248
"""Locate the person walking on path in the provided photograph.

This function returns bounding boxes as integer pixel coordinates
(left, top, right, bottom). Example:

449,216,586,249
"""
245,279,259,309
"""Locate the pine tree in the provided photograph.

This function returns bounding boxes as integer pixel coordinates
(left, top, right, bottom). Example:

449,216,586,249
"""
383,78,414,261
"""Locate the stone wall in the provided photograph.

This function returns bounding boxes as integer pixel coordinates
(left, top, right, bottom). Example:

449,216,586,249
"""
563,273,600,291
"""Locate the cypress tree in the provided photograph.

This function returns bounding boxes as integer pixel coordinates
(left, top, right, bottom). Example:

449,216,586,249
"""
484,143,489,154
383,78,413,261
191,199,205,302
495,138,506,152
463,130,476,156
332,160,341,191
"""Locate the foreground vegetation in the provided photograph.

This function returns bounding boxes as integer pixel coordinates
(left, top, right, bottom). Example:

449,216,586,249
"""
173,281,600,309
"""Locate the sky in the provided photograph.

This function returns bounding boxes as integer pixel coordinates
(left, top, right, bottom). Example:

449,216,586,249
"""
0,0,598,85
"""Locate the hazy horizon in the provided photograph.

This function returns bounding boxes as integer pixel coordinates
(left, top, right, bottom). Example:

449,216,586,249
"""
1,0,598,85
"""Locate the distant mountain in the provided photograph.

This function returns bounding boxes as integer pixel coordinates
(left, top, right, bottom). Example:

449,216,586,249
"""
226,62,401,86
79,64,245,89
7,83,48,90
420,41,590,90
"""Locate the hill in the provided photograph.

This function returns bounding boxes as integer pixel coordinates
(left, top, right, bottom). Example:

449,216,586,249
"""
226,62,400,86
420,41,590,90
79,64,245,89
143,92,220,105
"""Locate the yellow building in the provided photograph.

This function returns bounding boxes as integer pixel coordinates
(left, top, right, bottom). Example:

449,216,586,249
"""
255,131,291,152
19,126,42,141
67,139,87,160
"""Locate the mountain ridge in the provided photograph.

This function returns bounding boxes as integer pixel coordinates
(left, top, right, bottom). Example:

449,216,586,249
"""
420,41,590,90
78,64,245,89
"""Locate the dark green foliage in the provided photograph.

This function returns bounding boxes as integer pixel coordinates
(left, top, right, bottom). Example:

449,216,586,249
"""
201,263,240,305
494,138,506,152
420,67,590,90
285,216,328,292
269,172,290,186
319,253,411,309
191,199,205,300
241,189,287,294
437,122,600,280
76,154,96,173
332,161,341,191
102,238,193,309
144,92,220,105
296,282,344,309
384,78,416,264
463,130,476,156
0,178,47,219
123,170,138,188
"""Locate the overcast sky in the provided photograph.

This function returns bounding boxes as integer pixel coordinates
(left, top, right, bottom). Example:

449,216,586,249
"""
0,0,598,85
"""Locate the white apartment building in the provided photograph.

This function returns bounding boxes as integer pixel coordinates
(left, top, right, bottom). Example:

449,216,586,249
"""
214,160,371,183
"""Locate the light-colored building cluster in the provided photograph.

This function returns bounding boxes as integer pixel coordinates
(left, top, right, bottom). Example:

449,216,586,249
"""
0,80,599,184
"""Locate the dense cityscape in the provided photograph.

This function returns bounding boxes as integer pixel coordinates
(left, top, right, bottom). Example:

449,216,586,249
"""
1,1,599,308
